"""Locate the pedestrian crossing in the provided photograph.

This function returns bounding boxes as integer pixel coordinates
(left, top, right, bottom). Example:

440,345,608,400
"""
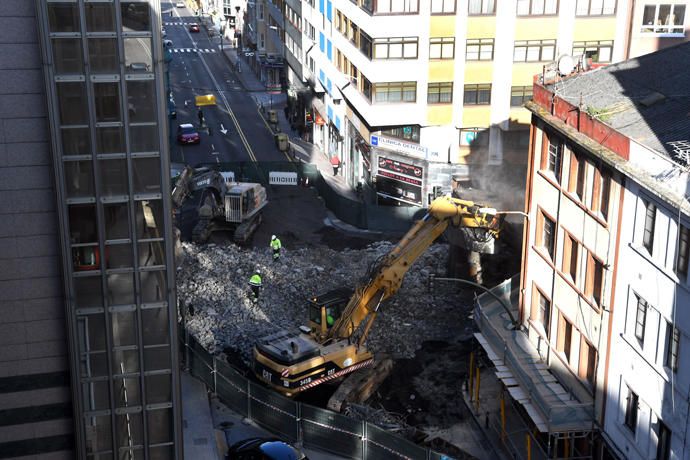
163,22,198,26
172,48,217,54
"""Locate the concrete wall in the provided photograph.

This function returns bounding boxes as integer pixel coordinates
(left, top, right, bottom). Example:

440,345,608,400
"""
0,0,74,458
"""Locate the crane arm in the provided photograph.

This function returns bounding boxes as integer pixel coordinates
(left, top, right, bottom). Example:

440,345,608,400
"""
327,195,501,343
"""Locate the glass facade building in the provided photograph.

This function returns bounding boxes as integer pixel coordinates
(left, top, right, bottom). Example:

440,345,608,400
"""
31,0,181,458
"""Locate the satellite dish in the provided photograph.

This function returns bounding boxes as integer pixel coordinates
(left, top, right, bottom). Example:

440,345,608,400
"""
557,54,575,76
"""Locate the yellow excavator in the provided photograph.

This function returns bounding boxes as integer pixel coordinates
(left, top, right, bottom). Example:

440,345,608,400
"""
252,195,504,397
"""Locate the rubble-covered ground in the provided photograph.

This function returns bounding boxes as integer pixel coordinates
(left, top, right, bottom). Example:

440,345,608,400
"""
178,240,473,366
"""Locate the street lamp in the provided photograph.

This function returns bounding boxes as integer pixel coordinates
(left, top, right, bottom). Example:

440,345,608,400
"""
219,17,227,52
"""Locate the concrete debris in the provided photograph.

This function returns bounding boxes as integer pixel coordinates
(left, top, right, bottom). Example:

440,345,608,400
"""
178,240,465,366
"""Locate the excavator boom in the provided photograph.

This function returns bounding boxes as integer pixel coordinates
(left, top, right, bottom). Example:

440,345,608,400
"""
252,195,502,396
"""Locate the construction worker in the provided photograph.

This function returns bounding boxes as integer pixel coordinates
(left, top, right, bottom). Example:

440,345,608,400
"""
270,235,282,261
248,269,262,302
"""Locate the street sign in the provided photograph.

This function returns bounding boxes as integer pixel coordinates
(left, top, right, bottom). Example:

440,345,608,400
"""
195,94,216,106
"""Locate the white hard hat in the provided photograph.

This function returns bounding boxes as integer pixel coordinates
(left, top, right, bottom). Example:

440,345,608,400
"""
271,235,276,240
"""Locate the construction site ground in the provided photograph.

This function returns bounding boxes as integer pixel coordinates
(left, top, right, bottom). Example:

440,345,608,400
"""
176,184,520,459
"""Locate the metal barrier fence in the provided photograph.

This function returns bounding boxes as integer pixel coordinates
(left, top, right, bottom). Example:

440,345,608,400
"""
193,161,418,233
180,331,453,460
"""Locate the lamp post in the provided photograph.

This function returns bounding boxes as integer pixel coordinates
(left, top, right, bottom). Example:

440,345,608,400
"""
235,6,241,49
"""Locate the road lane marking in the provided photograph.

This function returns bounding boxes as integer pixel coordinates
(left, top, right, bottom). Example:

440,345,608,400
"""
173,7,257,163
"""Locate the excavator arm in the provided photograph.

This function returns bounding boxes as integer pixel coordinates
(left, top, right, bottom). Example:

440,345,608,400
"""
327,195,502,346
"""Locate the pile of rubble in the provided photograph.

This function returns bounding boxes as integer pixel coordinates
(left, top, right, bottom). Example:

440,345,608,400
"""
178,241,469,366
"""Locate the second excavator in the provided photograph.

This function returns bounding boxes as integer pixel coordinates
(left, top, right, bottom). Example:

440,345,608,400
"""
253,195,504,397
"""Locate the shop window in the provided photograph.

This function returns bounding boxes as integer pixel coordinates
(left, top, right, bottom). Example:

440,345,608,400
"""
381,125,420,142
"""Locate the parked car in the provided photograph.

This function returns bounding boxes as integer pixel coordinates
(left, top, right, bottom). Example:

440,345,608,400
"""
175,2,185,8
189,23,200,33
226,437,308,460
163,39,174,48
177,123,200,144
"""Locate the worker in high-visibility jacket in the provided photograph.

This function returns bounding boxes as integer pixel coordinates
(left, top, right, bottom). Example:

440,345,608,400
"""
270,235,282,261
248,269,262,302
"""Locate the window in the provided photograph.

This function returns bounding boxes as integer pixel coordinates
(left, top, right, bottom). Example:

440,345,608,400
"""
675,224,689,279
468,0,495,15
382,126,420,143
599,172,611,220
532,288,550,333
657,421,671,460
431,0,455,14
557,314,573,362
665,322,680,372
573,40,613,63
642,199,656,254
360,30,373,59
585,253,604,305
624,387,638,433
538,211,556,259
546,137,562,181
563,233,579,282
463,84,491,105
427,82,453,104
430,37,455,59
376,0,419,14
373,82,417,103
514,39,556,62
510,85,533,106
466,38,494,60
641,4,686,34
634,295,648,343
576,158,586,199
373,37,418,59
576,0,616,15
578,340,597,385
517,0,558,15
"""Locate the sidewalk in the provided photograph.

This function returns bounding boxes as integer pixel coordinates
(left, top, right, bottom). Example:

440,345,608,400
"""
197,18,360,204
182,372,221,460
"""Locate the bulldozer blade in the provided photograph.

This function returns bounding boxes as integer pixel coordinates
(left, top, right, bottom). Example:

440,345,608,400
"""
326,354,393,412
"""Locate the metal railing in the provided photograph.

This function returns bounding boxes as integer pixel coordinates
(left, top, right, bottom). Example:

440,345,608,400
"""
473,277,594,432
180,331,456,460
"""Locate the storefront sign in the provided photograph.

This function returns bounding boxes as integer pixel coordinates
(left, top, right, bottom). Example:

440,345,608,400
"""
375,156,424,206
370,134,428,159
269,171,298,185
377,156,423,179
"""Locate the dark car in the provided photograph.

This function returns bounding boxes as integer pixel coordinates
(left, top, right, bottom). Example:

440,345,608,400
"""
226,437,307,460
177,123,200,144
189,23,200,32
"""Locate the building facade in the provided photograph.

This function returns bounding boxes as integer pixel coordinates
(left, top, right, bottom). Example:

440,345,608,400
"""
0,1,182,458
473,41,690,459
244,0,689,207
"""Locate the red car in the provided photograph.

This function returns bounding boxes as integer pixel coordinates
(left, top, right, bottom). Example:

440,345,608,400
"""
189,23,200,32
177,124,200,144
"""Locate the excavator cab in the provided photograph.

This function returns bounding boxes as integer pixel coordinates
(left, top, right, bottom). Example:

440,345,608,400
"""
307,288,354,339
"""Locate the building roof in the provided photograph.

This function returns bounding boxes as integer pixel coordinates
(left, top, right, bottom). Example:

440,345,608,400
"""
545,42,690,167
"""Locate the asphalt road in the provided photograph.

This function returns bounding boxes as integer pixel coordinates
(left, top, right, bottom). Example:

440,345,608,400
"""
163,2,289,167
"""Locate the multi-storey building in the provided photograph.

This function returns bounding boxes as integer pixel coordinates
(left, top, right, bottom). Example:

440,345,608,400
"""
0,1,182,458
473,41,690,459
246,0,689,208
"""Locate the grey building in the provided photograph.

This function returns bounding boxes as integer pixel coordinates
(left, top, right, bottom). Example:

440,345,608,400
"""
0,1,181,458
